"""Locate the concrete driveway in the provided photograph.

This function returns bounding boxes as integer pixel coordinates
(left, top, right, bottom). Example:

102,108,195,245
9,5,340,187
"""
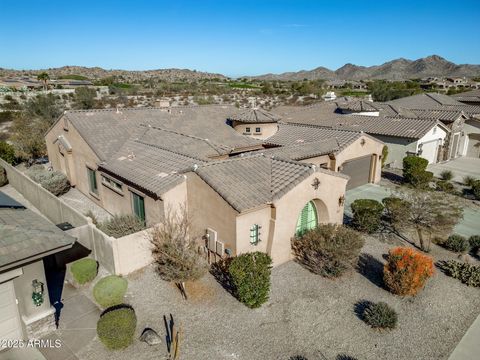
428,157,480,182
345,183,480,237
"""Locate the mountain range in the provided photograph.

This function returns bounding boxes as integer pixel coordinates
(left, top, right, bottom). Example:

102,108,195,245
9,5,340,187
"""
248,55,480,81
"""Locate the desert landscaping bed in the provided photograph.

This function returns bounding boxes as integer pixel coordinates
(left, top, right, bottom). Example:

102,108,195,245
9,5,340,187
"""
74,234,480,360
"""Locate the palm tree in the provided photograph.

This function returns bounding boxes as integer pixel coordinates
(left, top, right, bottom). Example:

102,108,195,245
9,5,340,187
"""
37,72,50,91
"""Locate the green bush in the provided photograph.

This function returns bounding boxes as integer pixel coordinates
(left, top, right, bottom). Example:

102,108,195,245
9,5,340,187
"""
351,199,384,233
228,252,272,308
0,141,15,165
98,214,146,238
444,234,469,253
0,166,7,187
363,302,398,329
94,275,128,308
472,180,480,200
439,170,454,181
439,260,480,287
292,224,364,278
26,166,71,196
382,196,410,227
381,145,388,168
97,305,137,350
402,156,432,188
70,258,98,284
436,180,455,193
469,235,480,252
463,176,476,187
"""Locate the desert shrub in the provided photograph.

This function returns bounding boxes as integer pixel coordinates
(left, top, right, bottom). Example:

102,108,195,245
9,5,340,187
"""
463,176,476,187
472,180,480,200
26,166,71,196
292,224,364,278
439,260,480,287
93,275,128,308
70,258,98,285
402,156,433,188
469,235,480,252
0,141,15,165
439,170,453,181
383,247,435,296
228,252,272,308
444,234,469,253
351,199,384,233
436,180,454,193
382,196,410,229
97,305,137,350
0,166,7,186
363,302,398,329
98,214,146,238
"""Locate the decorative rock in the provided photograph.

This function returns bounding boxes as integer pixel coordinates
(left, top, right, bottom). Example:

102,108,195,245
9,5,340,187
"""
140,327,162,345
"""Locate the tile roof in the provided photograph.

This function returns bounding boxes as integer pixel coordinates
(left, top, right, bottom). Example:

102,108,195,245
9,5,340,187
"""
228,107,281,123
0,191,75,270
451,89,480,103
387,93,464,108
336,100,381,112
194,154,347,212
64,105,262,161
98,139,202,198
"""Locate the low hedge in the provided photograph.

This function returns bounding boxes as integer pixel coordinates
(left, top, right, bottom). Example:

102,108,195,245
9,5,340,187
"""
70,258,98,285
97,305,137,350
26,165,71,196
351,199,384,233
94,275,128,308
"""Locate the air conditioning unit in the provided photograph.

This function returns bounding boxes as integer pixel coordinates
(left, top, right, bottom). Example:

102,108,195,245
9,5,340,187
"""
206,228,217,252
216,241,224,256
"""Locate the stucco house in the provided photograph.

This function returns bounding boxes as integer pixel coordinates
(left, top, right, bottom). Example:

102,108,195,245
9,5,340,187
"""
0,191,75,343
45,105,383,265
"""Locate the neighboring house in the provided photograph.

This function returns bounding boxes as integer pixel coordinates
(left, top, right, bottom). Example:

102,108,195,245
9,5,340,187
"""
0,191,75,342
461,117,480,158
227,107,281,140
274,102,449,168
45,106,361,265
452,89,480,106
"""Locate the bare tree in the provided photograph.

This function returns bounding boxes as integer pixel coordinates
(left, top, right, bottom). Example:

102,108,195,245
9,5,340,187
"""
149,206,207,298
384,189,463,252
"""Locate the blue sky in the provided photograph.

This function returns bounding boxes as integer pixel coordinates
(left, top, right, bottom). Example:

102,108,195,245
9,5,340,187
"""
1,0,479,77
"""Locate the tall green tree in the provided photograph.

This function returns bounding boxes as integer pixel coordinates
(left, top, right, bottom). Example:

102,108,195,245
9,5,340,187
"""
37,72,50,91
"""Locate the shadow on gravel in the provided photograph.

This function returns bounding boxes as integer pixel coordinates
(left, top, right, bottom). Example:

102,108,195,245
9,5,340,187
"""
210,258,235,296
382,170,403,185
357,253,385,290
336,354,359,360
353,299,373,321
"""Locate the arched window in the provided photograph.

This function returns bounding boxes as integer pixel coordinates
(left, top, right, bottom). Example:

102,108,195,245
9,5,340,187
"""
295,201,318,236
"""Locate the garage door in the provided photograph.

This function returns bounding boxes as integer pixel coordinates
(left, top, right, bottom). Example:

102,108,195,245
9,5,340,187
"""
341,155,372,190
418,139,439,164
0,281,23,342
466,134,480,158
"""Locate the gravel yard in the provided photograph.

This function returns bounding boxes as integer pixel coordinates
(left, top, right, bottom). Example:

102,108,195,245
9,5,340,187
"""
76,235,480,360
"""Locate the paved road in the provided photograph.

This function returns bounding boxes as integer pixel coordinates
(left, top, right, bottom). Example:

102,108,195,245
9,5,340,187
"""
428,157,480,183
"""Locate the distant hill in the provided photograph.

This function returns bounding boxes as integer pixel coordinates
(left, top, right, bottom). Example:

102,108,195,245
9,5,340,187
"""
0,65,228,82
249,55,480,81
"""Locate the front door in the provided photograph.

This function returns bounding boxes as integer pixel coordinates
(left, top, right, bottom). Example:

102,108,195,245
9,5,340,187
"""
0,281,23,342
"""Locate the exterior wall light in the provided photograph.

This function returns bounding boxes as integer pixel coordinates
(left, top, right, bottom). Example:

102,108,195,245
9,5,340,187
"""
338,195,346,207
32,279,45,307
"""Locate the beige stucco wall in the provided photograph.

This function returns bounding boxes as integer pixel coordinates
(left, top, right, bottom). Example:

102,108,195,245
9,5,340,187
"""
233,121,279,140
185,173,238,253
13,261,53,326
269,171,348,265
235,205,272,255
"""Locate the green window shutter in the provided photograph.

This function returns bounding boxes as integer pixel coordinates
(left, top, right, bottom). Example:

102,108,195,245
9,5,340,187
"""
250,224,260,245
296,201,318,236
87,168,98,194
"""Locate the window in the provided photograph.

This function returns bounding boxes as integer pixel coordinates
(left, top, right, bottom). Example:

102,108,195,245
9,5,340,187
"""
131,192,145,223
101,175,123,192
250,224,261,245
245,127,251,133
87,167,98,195
255,127,261,133
295,201,318,236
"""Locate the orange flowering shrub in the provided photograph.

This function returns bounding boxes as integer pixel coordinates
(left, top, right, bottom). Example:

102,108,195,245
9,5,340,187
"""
383,247,434,296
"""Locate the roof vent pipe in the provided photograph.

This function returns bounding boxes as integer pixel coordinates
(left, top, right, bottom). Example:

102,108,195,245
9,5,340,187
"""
193,164,198,171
